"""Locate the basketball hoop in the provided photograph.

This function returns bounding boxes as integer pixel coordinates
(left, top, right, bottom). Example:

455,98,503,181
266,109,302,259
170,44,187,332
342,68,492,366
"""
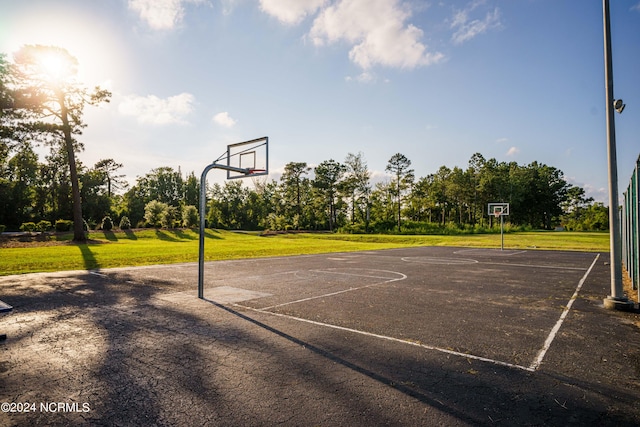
494,210,502,219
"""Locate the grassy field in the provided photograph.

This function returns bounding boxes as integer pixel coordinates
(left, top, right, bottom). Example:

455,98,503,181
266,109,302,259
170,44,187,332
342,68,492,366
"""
0,229,610,276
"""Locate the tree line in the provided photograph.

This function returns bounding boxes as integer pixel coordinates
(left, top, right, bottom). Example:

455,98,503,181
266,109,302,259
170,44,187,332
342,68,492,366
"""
0,144,608,234
1,46,607,236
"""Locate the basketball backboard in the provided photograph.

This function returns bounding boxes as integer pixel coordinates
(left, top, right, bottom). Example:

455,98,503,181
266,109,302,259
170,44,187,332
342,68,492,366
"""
226,137,268,179
488,203,510,216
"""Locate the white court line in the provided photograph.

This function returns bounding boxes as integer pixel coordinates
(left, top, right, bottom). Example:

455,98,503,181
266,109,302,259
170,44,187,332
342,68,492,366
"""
236,304,534,372
235,254,600,373
259,270,407,311
529,253,600,370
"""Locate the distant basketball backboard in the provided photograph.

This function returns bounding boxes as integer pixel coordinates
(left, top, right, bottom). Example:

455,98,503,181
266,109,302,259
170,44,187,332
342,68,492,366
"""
488,203,510,216
226,137,269,180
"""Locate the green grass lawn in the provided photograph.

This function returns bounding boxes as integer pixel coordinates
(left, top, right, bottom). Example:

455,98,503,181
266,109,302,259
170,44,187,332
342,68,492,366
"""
0,229,610,276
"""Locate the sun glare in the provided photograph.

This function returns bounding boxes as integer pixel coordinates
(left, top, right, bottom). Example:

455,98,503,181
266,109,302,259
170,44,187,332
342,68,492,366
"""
1,7,127,88
37,51,75,83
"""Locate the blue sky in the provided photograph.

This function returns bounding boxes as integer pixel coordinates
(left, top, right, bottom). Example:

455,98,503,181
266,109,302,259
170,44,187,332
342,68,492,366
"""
1,0,639,204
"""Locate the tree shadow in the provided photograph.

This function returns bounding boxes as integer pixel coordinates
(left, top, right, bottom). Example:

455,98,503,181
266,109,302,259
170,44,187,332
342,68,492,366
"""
154,229,181,242
100,231,118,242
167,228,198,240
78,243,100,270
204,229,223,240
123,229,138,240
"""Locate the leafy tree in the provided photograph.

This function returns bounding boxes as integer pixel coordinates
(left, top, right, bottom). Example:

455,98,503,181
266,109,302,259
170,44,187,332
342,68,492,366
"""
183,171,199,207
386,153,414,232
136,167,184,207
93,158,126,197
9,45,111,241
144,200,169,228
80,164,112,225
34,147,72,224
406,176,433,222
313,159,347,231
182,205,199,228
580,202,609,231
369,180,396,231
344,152,371,229
0,143,38,228
280,162,311,229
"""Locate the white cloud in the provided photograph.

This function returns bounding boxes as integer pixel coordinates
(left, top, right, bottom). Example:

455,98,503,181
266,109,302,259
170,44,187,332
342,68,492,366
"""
259,0,327,25
308,0,444,70
451,1,502,45
213,111,237,127
496,137,508,143
128,0,206,30
345,71,376,83
506,146,519,157
118,92,195,125
632,2,640,12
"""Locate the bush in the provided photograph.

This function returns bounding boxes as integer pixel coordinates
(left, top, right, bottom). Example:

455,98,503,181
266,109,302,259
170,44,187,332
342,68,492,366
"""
182,205,199,228
162,205,178,228
19,222,36,232
0,225,5,233
119,216,131,230
36,220,52,232
144,200,168,228
100,216,113,231
55,219,74,232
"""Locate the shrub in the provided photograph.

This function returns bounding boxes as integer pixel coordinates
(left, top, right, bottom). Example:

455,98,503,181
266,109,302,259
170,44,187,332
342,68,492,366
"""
182,205,199,228
19,222,36,232
36,220,52,232
55,219,74,232
162,205,178,229
119,216,131,230
0,225,5,233
144,200,168,228
100,216,113,231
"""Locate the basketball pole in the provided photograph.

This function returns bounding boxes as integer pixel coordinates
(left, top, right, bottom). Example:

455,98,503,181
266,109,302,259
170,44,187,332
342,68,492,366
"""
198,162,254,300
602,0,632,310
500,213,504,251
198,163,216,299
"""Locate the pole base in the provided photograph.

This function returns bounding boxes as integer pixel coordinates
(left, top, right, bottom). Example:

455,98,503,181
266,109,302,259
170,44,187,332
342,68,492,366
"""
603,296,635,311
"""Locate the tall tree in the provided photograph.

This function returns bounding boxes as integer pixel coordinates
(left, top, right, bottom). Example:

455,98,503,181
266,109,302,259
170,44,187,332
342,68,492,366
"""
385,153,414,232
344,152,371,228
281,162,311,229
313,159,346,231
93,158,126,198
9,45,111,241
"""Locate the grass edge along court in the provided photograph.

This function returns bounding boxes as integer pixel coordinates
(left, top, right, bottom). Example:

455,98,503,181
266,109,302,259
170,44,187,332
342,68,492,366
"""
0,229,610,276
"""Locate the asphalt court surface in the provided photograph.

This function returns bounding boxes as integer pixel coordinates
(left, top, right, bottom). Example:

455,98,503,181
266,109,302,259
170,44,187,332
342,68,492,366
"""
179,246,600,371
97,246,601,371
2,245,640,426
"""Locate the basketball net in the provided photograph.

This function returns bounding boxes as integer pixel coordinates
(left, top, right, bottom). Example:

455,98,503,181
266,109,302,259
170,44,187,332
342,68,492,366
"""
494,210,502,219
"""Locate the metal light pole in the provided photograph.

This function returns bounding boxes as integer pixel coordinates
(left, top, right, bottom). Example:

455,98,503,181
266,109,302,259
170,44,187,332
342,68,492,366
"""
602,0,632,310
